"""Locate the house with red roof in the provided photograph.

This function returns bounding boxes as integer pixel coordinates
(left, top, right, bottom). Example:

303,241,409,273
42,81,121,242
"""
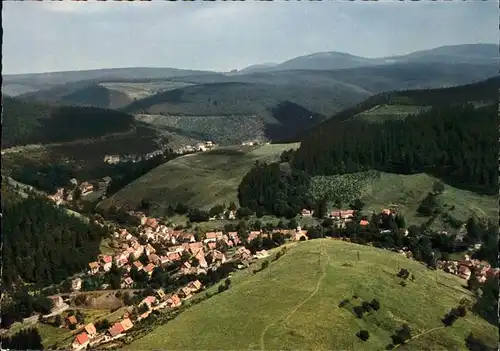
122,277,134,288
145,217,159,230
359,220,370,227
207,241,217,250
120,318,134,332
144,263,156,275
167,251,181,262
108,322,125,338
167,294,182,307
72,332,89,350
188,242,203,255
133,261,144,271
67,315,78,327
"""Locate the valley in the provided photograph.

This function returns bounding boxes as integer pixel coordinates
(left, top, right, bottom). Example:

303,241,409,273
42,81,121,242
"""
2,38,498,351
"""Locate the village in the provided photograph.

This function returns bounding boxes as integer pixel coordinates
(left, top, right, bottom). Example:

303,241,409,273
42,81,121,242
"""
45,209,282,350
34,201,495,350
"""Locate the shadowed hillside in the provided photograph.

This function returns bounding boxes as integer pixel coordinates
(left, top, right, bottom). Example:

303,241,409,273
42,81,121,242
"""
2,96,136,148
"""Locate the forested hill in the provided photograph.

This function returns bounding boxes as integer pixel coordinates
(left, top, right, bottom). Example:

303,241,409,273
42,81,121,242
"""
20,82,133,109
301,75,499,127
292,103,497,195
290,76,499,194
2,190,109,288
238,79,498,218
2,96,136,148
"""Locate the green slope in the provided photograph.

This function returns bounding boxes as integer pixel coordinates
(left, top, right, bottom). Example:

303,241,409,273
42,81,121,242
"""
99,143,300,213
309,171,497,230
126,239,497,350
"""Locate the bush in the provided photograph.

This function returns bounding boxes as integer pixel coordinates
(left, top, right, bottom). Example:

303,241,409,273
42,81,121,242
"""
357,330,370,341
361,301,372,312
353,306,364,318
95,319,110,331
369,299,380,311
397,269,410,279
217,285,226,293
391,324,411,345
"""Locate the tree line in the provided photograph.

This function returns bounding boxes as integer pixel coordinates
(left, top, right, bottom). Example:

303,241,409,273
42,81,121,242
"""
293,104,496,195
2,194,110,288
238,103,497,221
3,96,135,148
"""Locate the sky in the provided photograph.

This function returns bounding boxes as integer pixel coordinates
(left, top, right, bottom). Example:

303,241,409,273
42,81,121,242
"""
3,0,498,75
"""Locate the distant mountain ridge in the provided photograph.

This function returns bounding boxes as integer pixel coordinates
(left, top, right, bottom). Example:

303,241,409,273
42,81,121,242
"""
242,43,498,72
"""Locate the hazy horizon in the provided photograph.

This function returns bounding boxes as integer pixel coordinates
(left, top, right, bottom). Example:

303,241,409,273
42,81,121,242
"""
3,0,497,75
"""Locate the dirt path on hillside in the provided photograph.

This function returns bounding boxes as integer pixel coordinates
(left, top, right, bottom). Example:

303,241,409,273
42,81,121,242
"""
259,243,331,350
392,326,445,349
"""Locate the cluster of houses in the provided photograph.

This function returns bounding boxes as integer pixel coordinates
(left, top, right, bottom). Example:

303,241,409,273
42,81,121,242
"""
68,276,208,350
240,140,269,146
103,149,165,165
47,177,112,205
71,315,134,350
437,255,500,283
176,141,217,154
66,212,303,349
83,213,272,291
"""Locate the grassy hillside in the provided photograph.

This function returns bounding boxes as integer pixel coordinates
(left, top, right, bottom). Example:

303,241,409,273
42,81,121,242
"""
100,143,300,213
309,171,497,230
353,104,431,122
126,239,497,350
2,96,136,148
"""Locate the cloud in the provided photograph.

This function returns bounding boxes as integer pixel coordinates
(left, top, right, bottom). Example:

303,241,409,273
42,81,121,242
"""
3,0,497,74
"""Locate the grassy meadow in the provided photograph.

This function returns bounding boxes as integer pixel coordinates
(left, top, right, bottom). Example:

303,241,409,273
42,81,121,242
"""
353,104,430,122
101,143,300,214
309,171,497,230
126,239,497,350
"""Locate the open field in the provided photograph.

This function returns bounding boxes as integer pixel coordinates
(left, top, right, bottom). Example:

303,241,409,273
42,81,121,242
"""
100,143,300,213
126,239,497,350
100,81,195,100
309,171,497,230
353,104,430,122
